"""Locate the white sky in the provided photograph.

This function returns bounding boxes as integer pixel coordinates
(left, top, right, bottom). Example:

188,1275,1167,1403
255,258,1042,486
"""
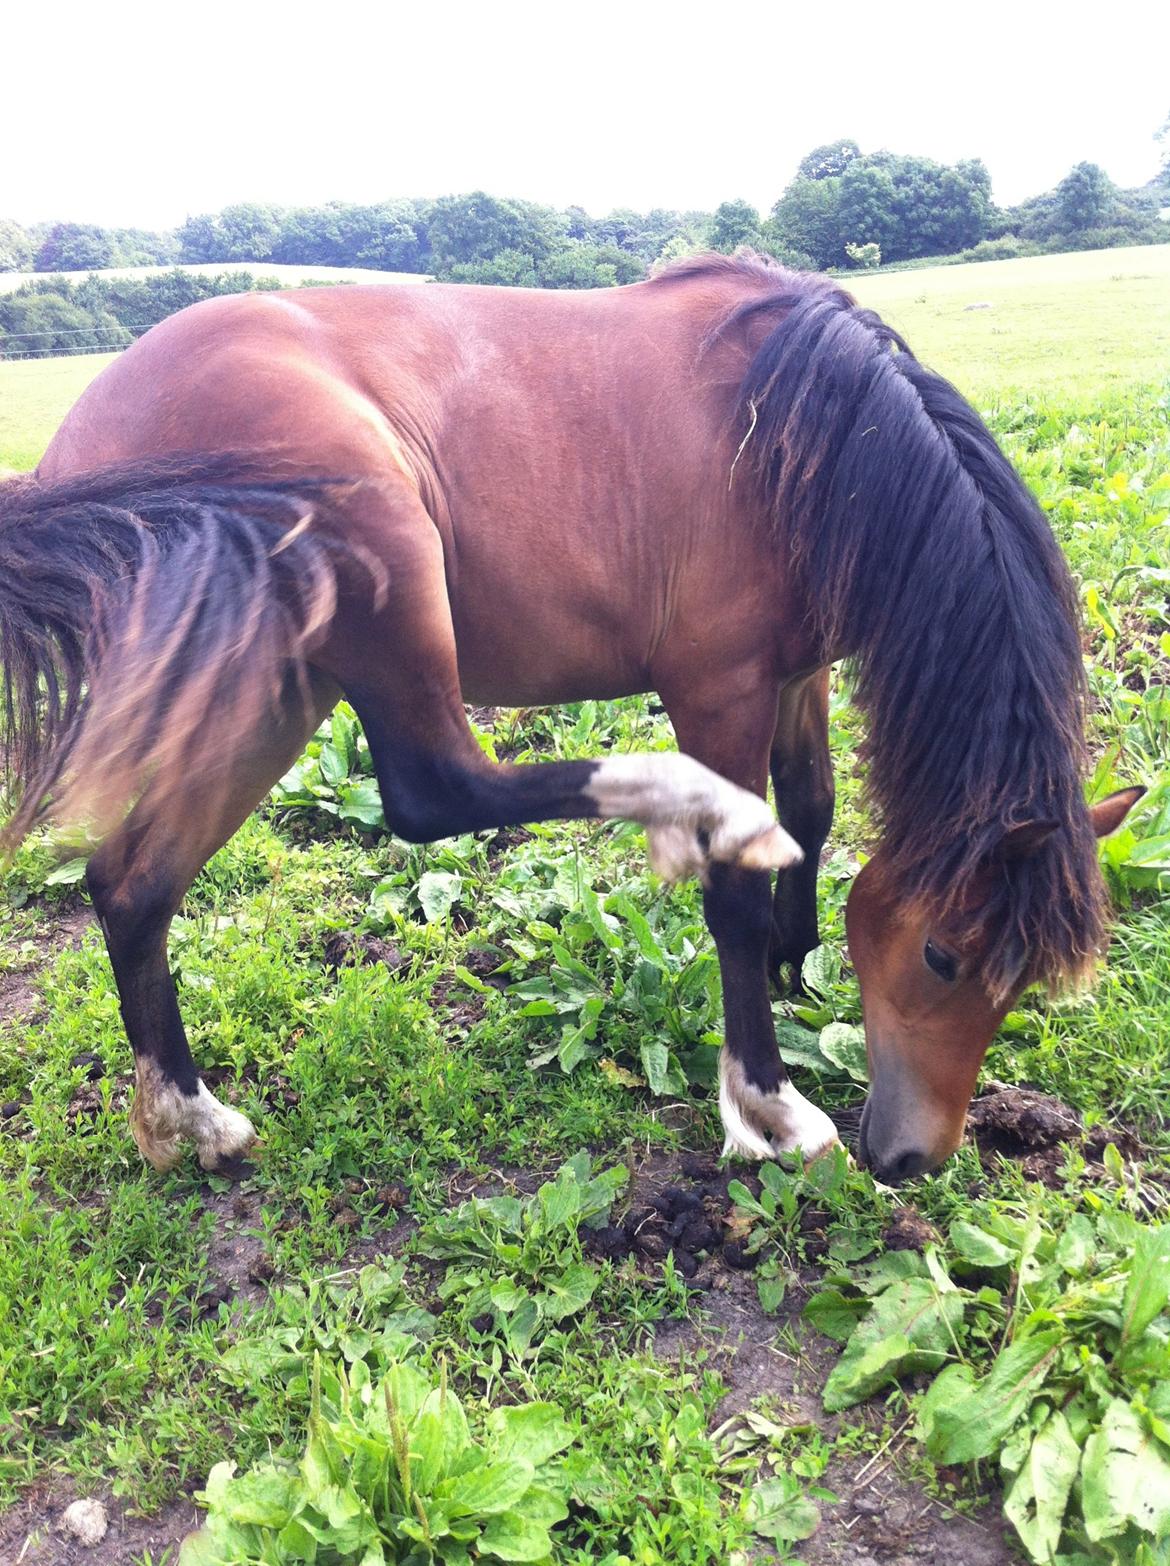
4,0,1167,230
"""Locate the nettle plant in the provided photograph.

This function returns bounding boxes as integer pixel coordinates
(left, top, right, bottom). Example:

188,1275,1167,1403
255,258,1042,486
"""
419,1155,627,1357
182,1356,575,1565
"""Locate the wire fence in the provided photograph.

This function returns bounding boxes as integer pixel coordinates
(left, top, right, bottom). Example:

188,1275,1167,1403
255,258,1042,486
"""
0,324,155,361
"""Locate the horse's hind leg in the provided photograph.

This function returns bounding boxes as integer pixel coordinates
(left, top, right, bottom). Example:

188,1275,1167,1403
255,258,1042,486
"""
84,669,339,1171
769,668,835,989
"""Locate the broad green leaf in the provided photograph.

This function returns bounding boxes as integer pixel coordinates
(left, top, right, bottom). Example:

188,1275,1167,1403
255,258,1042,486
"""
338,778,386,828
1004,1410,1080,1564
775,1018,833,1073
44,856,88,886
950,1220,1016,1270
220,1466,299,1528
488,1404,575,1468
490,1279,530,1314
640,1039,686,1096
542,1263,598,1321
1053,1213,1096,1275
804,1288,868,1343
746,1472,821,1543
822,1278,964,1412
918,1330,1065,1464
539,1167,584,1231
318,740,348,785
410,1407,450,1493
816,1021,868,1082
503,1297,541,1356
478,1511,554,1561
800,944,840,998
1082,1398,1170,1542
444,1458,535,1517
418,870,463,924
1119,1224,1170,1346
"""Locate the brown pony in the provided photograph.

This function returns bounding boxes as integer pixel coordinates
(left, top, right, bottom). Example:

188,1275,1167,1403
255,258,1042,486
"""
0,254,1139,1183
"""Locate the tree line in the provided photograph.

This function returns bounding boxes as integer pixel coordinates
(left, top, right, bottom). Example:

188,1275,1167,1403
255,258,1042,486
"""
2,134,1166,357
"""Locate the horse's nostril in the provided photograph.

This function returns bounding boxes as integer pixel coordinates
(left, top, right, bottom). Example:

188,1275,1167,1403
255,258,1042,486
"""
883,1148,930,1184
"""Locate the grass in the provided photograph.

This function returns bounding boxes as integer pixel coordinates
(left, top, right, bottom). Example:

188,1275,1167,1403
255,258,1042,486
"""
0,253,1168,1563
849,242,1170,401
0,352,118,470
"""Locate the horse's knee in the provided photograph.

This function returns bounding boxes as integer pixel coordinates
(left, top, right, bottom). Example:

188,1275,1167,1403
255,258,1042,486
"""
86,857,175,957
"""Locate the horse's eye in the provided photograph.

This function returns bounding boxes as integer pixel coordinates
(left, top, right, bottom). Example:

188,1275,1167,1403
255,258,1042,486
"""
924,939,958,982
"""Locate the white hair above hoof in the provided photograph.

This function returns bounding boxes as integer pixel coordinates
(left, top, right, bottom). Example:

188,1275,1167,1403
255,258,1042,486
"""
719,1052,839,1161
130,1059,257,1171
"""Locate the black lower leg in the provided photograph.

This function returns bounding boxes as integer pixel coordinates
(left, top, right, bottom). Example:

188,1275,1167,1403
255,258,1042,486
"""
704,861,788,1095
768,678,835,988
350,703,604,841
87,855,198,1094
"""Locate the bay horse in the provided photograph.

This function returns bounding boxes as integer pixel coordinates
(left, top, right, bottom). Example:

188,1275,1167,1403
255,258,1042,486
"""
0,254,1138,1184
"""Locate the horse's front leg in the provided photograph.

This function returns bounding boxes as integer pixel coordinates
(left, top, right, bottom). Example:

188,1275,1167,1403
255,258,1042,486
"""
661,682,838,1161
769,668,835,990
323,487,795,876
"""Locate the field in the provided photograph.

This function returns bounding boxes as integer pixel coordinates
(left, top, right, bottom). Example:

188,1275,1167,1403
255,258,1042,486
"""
1,249,1168,1566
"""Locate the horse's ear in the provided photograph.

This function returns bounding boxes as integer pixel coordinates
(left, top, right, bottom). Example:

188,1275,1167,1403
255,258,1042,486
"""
998,820,1060,861
1089,786,1146,840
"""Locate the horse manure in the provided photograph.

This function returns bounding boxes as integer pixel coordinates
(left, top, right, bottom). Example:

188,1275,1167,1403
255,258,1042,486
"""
721,1240,759,1271
70,1050,105,1081
322,931,407,974
375,1182,409,1212
882,1207,939,1253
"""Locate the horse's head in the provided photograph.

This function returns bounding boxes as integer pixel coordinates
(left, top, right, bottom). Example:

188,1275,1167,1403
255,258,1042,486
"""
845,787,1142,1183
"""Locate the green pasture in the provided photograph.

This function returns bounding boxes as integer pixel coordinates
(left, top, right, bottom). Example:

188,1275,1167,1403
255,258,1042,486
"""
849,242,1170,401
0,251,1168,1565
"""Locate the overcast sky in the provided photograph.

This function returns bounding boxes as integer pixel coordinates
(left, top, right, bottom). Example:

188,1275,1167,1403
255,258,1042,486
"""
5,0,1167,230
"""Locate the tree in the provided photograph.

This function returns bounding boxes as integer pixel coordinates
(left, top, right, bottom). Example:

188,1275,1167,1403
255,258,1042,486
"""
177,213,229,263
709,199,761,252
33,222,115,272
538,244,645,288
1056,162,1115,231
427,193,564,274
217,203,282,262
797,139,861,181
768,177,844,269
0,219,33,272
837,162,898,254
443,248,540,287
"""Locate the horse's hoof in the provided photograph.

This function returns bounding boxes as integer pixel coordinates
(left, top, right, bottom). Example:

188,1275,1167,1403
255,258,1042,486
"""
130,1060,257,1172
718,1053,839,1161
735,824,802,873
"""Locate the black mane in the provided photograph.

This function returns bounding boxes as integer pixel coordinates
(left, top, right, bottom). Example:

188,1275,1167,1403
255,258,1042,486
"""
673,253,1105,995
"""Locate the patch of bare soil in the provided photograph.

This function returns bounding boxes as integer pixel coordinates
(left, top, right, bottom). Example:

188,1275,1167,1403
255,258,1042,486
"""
0,902,91,1029
640,1149,1019,1565
0,1484,198,1566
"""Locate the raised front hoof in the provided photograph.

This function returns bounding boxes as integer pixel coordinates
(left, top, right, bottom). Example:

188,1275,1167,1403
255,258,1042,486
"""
647,822,802,885
718,1054,839,1163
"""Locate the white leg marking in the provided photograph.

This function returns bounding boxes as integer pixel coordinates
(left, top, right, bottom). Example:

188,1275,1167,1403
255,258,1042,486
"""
587,753,801,881
130,1058,257,1172
719,1052,839,1161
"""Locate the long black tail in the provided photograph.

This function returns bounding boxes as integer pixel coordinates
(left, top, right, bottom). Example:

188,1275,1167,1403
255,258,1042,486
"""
0,457,379,853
